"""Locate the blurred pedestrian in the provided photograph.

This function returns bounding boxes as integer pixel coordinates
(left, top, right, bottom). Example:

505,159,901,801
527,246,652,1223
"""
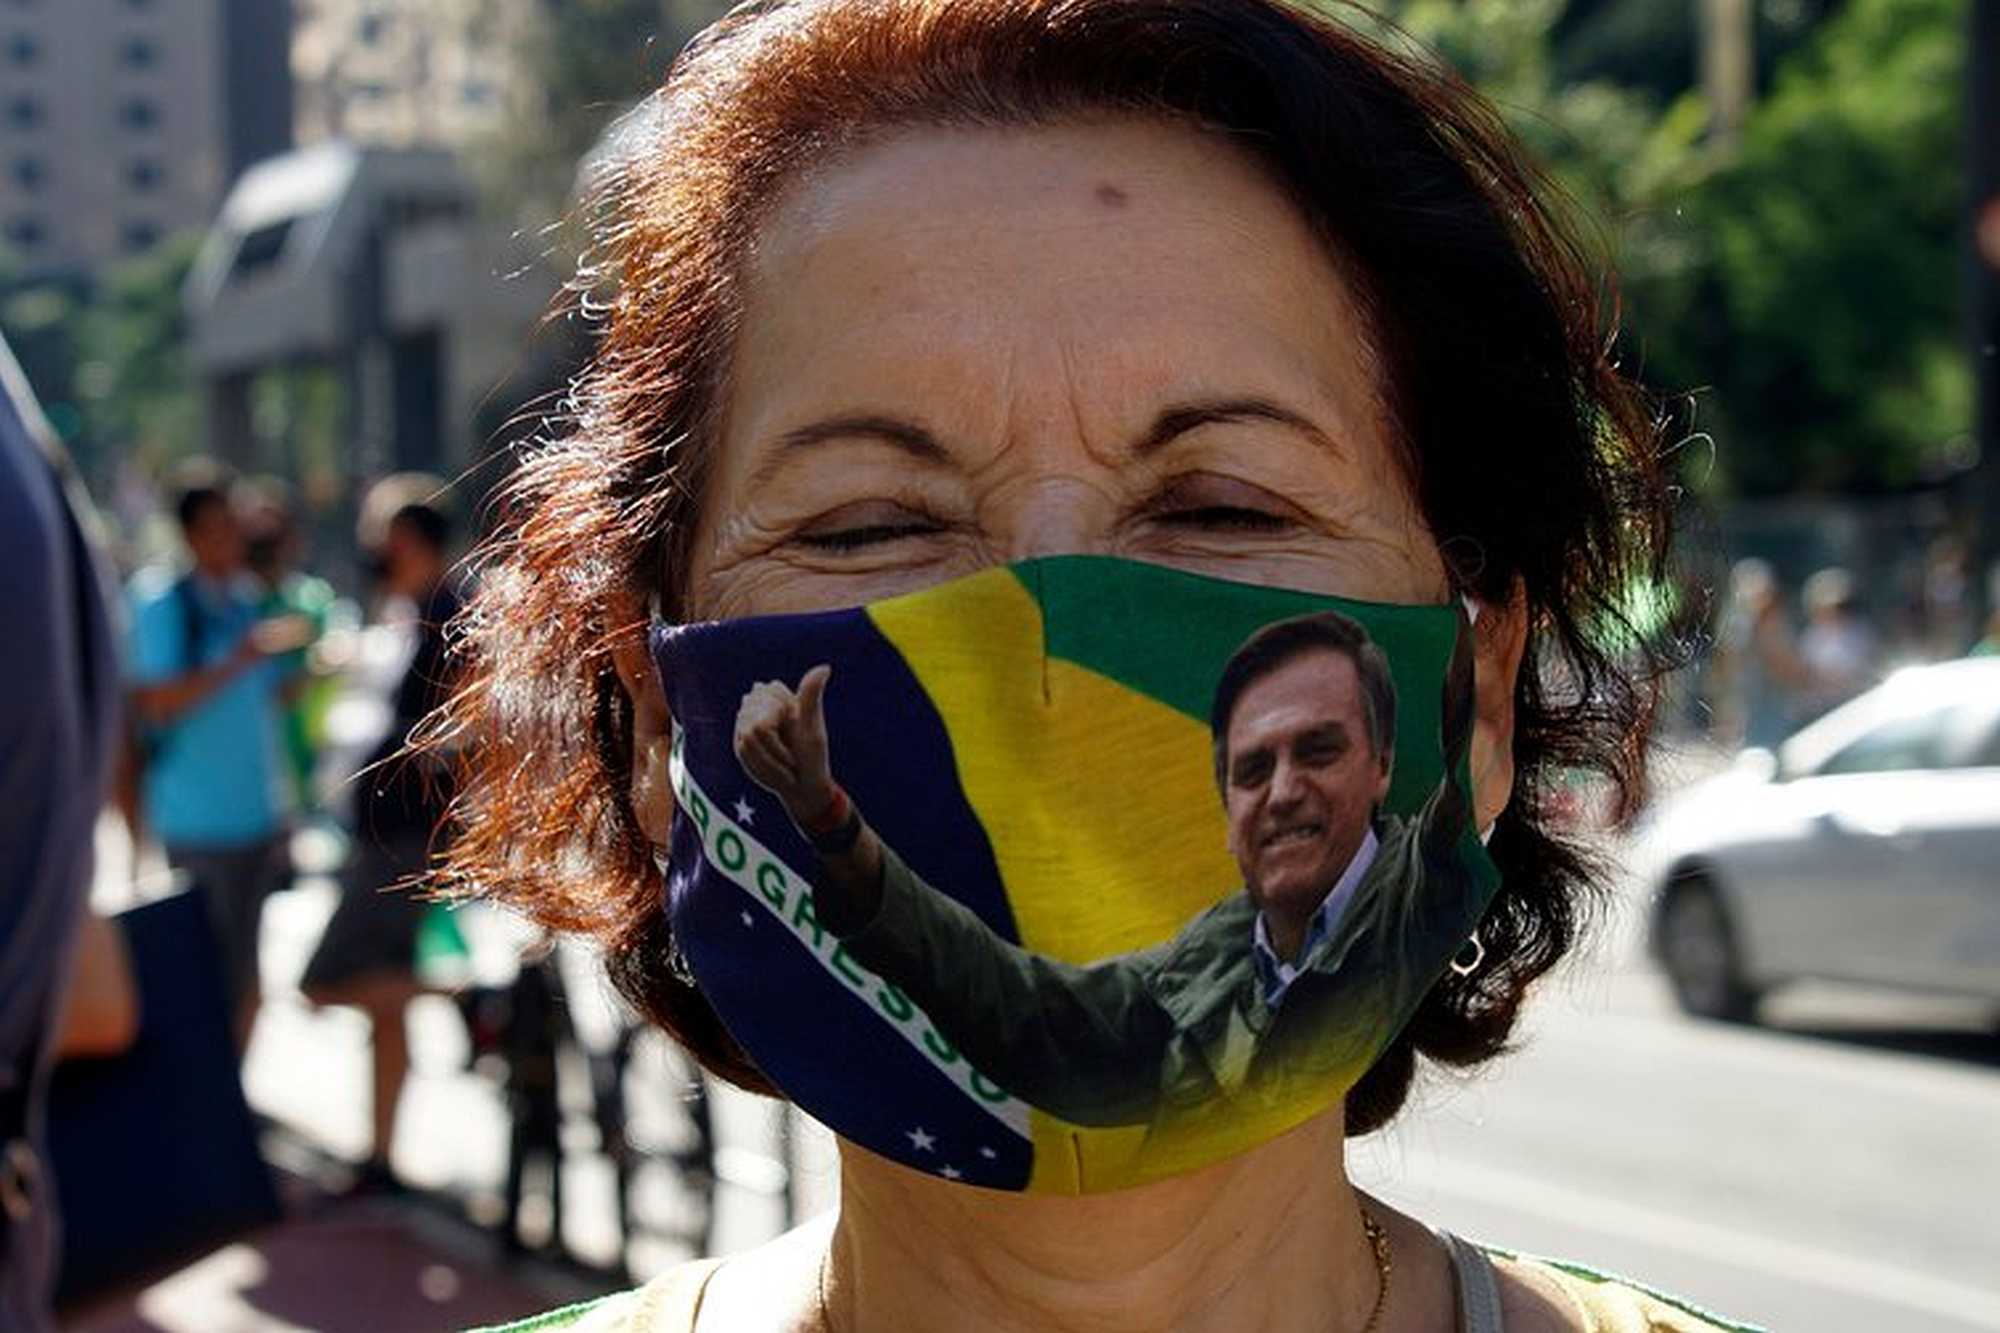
0,334,123,1332
300,476,465,1193
125,461,310,1050
1797,566,1878,717
1713,558,1807,750
240,477,339,813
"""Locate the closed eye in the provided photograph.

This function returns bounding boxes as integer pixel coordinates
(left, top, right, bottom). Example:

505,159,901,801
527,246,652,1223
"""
1142,472,1305,536
1156,505,1293,532
1230,751,1275,789
792,498,952,553
795,521,945,552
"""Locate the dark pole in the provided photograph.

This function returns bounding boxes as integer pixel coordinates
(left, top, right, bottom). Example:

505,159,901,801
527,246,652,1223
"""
1971,0,2000,628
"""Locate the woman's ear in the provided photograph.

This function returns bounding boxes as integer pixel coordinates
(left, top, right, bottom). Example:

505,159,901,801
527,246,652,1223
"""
1469,580,1529,836
609,596,675,848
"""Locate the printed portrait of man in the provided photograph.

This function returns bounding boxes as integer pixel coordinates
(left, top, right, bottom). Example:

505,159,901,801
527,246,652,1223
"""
731,608,1480,1131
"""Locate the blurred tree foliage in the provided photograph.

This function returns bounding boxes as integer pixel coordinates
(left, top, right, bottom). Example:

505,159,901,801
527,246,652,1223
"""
0,267,88,450
74,232,205,476
472,0,733,237
1549,0,1840,105
0,232,204,486
1639,0,1971,495
1332,0,1969,498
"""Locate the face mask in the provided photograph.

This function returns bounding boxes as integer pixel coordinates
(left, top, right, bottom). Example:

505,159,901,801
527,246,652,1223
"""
651,555,1496,1195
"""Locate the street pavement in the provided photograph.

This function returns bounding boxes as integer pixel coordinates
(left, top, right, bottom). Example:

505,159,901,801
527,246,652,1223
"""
77,809,2000,1332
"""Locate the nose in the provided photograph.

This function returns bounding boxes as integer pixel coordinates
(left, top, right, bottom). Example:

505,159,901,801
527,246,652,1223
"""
981,474,1120,563
1267,755,1308,812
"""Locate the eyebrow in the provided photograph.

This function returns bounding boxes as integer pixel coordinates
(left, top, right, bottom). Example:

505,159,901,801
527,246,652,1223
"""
743,413,951,492
771,413,951,461
1135,396,1343,461
753,394,1341,484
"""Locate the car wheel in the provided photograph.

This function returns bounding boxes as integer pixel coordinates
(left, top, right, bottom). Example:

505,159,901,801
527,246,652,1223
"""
1658,874,1758,1023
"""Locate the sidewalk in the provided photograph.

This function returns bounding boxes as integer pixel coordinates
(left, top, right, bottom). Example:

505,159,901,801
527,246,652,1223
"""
61,1178,598,1333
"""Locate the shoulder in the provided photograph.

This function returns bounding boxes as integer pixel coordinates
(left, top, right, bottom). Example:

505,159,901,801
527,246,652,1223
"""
1145,892,1257,1023
1179,889,1258,942
127,566,180,615
1152,890,1256,977
126,570,187,664
1495,1253,1767,1333
466,1259,723,1333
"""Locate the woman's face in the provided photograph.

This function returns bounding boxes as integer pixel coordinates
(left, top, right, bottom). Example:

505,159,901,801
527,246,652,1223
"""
683,117,1450,618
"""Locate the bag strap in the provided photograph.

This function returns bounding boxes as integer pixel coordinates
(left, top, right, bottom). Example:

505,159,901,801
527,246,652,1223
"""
1440,1229,1507,1333
173,574,204,673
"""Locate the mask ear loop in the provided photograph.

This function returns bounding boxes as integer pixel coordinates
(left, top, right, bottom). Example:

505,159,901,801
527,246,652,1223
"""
1449,930,1486,978
642,589,700,987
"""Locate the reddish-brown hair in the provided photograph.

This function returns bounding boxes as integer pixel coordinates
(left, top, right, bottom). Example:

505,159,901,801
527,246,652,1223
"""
431,0,1676,1136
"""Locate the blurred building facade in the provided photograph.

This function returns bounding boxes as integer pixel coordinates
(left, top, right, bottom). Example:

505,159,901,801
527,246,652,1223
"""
292,0,531,150
175,2,556,499
0,0,292,277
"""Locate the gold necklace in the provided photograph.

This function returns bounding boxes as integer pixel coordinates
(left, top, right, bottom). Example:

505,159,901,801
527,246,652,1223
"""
813,1208,1392,1333
1358,1207,1394,1333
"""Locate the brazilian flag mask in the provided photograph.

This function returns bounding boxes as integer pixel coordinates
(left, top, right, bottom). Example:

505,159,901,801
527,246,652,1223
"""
652,555,1498,1194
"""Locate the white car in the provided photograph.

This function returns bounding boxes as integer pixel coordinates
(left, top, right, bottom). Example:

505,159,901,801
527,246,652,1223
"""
1645,658,2000,1022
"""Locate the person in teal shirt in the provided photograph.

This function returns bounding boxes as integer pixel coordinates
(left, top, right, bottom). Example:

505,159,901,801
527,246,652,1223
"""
733,610,1483,1130
127,467,309,1048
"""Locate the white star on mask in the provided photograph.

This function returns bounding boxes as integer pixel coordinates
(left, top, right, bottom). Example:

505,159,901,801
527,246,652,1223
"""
733,796,755,825
907,1126,936,1153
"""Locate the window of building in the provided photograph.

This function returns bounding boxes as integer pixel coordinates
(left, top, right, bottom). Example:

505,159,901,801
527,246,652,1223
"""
121,219,160,252
4,215,44,251
127,158,162,191
229,219,292,279
9,154,43,189
119,36,158,70
5,31,36,64
118,98,158,130
461,79,496,106
4,96,37,130
358,12,385,45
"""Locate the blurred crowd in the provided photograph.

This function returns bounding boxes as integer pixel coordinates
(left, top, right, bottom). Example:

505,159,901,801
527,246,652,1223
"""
103,458,471,1176
42,447,632,1302
1705,553,2000,755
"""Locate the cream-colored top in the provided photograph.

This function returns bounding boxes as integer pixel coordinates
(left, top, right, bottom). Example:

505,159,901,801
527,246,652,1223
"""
472,1251,1763,1333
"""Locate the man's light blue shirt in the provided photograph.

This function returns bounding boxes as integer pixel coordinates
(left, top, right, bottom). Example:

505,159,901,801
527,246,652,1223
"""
1251,827,1380,1011
127,568,288,848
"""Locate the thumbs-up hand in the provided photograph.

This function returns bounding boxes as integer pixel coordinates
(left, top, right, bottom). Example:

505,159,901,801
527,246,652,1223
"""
732,664,837,827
